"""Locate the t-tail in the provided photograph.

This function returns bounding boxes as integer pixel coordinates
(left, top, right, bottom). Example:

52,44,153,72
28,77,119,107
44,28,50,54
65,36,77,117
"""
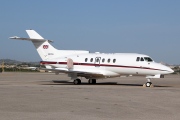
10,30,58,60
10,30,89,61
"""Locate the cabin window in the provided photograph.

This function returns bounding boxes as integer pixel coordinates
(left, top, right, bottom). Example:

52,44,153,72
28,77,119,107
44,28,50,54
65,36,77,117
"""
144,57,153,62
90,58,93,62
85,58,88,62
140,57,144,61
96,58,99,62
113,59,116,63
136,57,140,61
102,58,105,63
108,59,110,63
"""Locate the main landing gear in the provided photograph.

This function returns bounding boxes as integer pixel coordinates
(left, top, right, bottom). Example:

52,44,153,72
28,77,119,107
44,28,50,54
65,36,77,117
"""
73,79,81,85
73,78,97,85
143,78,154,87
88,79,96,84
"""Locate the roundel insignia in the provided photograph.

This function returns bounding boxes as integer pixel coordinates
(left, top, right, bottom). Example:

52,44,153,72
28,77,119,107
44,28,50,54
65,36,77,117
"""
43,45,49,49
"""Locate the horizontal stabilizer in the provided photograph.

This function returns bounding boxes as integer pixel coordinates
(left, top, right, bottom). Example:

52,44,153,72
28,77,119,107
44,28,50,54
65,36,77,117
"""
9,36,53,42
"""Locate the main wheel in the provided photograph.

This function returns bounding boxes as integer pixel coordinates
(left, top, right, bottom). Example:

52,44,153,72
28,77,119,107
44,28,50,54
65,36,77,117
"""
88,79,93,84
74,79,81,85
92,79,96,84
77,79,81,84
88,79,96,84
74,79,78,85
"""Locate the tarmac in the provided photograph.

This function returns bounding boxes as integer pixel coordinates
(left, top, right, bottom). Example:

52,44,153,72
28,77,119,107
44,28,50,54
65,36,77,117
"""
0,72,180,120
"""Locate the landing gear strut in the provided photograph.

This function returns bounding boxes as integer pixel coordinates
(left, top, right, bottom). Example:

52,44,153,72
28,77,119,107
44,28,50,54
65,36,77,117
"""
74,79,81,85
143,78,154,87
88,79,96,84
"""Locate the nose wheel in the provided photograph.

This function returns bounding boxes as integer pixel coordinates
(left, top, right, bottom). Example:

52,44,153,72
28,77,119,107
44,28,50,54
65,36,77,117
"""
143,78,154,87
145,82,152,87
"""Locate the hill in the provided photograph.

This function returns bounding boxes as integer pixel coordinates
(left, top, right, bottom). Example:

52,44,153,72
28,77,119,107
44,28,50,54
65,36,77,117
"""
0,59,39,65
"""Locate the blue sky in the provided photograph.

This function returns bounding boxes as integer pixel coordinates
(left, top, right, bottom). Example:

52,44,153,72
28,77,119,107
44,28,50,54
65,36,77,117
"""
0,0,180,64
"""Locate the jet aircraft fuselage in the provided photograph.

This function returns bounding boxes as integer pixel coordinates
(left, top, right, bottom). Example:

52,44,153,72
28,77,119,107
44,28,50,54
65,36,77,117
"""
10,30,174,87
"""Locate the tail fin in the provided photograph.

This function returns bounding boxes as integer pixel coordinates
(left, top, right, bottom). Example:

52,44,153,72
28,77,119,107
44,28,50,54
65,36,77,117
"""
26,30,44,39
10,30,90,61
10,30,58,60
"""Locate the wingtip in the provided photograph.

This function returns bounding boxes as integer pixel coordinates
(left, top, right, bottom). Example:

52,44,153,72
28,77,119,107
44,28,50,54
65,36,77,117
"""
9,36,20,39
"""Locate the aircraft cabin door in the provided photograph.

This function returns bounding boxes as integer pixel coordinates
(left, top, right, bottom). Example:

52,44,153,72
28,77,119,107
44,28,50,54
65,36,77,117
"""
95,57,101,67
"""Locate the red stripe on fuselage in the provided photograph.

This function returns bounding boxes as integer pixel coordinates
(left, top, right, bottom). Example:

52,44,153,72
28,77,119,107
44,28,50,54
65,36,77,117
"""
40,61,57,64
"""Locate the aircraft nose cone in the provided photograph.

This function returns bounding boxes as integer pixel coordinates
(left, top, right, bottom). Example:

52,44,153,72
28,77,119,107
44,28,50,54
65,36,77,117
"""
165,66,174,74
168,68,174,73
161,65,174,74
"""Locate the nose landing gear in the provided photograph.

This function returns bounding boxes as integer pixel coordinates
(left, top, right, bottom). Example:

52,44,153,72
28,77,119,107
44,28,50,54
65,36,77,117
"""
143,78,154,87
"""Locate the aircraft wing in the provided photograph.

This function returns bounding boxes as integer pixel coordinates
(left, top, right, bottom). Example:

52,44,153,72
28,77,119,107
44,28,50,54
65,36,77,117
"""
40,67,69,73
71,69,104,78
40,67,105,78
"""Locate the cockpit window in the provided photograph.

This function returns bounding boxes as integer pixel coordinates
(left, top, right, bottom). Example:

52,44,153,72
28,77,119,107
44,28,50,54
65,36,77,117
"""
144,57,153,62
140,57,144,61
136,57,140,61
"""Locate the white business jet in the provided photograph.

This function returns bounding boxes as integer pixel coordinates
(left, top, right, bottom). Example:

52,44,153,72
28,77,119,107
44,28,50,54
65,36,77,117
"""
10,30,174,87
